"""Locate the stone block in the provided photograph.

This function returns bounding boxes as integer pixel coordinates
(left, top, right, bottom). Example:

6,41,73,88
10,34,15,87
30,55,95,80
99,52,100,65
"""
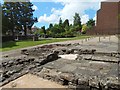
59,73,74,82
40,53,58,65
78,78,89,86
21,49,29,55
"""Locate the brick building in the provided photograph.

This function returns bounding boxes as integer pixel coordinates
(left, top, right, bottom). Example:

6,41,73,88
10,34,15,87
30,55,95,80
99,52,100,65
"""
87,1,120,35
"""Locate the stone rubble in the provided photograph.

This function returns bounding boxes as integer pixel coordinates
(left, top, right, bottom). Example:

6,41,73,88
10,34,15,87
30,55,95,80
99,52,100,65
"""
1,43,120,90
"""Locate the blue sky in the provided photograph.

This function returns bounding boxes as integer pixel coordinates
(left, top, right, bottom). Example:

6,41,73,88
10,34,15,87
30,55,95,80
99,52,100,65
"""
32,2,64,28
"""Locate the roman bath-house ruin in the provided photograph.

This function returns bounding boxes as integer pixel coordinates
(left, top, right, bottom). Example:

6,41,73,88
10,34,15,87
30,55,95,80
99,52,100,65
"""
1,1,120,90
1,35,120,90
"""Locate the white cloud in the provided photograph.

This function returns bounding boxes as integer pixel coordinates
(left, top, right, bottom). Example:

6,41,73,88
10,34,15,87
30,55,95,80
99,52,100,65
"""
93,14,97,25
38,0,102,24
81,14,89,24
93,15,97,21
38,14,59,23
32,5,38,11
51,8,62,15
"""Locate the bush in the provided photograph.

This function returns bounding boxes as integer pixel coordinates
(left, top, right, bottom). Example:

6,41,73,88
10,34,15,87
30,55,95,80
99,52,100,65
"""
81,24,88,34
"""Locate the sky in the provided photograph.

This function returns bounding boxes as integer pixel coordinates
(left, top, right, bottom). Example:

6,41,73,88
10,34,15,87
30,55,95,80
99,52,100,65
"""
1,0,120,28
32,1,101,28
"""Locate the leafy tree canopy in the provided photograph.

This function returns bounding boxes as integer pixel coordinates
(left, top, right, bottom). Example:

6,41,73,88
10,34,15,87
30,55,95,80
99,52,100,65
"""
73,13,82,31
81,24,88,34
59,17,62,26
86,19,95,29
2,1,37,36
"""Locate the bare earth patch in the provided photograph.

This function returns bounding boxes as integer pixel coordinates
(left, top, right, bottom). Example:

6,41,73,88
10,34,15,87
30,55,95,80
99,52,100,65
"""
2,74,67,88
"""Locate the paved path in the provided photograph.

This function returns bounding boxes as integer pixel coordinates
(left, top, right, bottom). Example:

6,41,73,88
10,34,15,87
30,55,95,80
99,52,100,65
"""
1,35,119,57
77,35,119,53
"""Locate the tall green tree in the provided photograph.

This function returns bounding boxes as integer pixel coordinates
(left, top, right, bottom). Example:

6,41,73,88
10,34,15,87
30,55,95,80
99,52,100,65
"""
41,26,46,37
58,18,65,36
49,23,53,29
63,19,69,28
51,24,60,34
86,19,95,29
2,1,37,36
73,13,82,31
62,19,70,36
46,23,53,36
59,18,62,26
2,12,12,35
2,2,20,36
18,1,37,36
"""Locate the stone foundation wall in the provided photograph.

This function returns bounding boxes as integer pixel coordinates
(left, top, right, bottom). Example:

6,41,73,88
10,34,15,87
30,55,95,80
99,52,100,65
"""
1,50,58,86
1,44,120,89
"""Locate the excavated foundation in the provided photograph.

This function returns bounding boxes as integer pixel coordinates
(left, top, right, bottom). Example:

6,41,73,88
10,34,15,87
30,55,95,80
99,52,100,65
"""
1,43,120,90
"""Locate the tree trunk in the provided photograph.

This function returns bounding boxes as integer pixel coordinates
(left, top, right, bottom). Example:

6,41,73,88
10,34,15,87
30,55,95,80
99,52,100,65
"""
11,29,14,36
11,12,15,38
24,25,27,37
11,26,15,41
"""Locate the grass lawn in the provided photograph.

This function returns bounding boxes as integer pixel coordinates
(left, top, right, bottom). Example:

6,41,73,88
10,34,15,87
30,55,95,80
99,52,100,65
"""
1,36,91,52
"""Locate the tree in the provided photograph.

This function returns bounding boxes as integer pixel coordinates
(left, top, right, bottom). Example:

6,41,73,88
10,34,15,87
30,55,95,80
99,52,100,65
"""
59,17,62,26
2,1,37,36
63,19,69,28
81,24,88,34
86,19,95,29
51,24,59,34
2,12,12,35
41,26,46,37
73,13,82,31
18,2,37,36
2,2,20,36
49,23,53,29
46,23,53,36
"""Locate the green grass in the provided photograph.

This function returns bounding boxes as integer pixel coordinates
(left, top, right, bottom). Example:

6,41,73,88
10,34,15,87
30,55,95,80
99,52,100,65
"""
1,36,91,52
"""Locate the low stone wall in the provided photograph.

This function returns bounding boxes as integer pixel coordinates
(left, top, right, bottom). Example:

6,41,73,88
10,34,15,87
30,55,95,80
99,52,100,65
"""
1,56,35,86
20,44,120,90
1,51,59,86
31,67,119,90
21,43,97,56
76,54,120,63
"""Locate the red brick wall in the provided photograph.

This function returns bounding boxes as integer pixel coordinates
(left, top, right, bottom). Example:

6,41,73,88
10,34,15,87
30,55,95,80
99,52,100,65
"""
96,2,120,35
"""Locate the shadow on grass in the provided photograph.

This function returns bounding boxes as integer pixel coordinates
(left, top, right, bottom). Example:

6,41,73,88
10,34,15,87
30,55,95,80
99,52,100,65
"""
1,39,50,49
17,38,52,42
39,38,53,41
2,41,18,48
